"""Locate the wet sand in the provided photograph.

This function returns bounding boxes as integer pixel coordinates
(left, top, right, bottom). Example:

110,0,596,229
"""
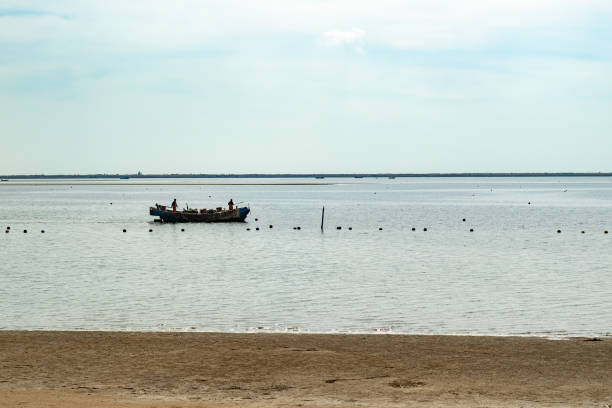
1,331,611,407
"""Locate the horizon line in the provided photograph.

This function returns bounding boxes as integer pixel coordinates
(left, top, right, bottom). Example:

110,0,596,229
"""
1,172,612,179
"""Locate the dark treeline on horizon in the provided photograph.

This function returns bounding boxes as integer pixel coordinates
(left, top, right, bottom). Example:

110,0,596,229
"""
1,172,612,179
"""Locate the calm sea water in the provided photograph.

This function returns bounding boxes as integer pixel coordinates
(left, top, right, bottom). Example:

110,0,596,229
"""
1,177,611,337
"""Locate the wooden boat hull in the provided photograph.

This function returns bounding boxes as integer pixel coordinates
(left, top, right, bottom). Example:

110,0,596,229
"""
150,207,249,223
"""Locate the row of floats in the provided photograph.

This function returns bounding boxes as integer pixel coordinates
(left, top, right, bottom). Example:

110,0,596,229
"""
3,226,610,234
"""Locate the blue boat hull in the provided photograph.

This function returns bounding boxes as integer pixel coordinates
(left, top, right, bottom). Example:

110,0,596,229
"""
150,207,249,223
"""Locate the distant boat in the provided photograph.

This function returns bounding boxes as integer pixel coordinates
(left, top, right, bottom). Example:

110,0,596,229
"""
0,179,8,182
150,205,250,223
354,176,363,179
388,176,395,179
315,176,325,179
119,176,130,180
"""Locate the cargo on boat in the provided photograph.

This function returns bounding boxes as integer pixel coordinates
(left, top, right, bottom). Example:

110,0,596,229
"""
149,204,249,223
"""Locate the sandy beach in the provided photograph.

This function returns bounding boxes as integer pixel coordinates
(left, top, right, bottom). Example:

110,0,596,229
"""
0,331,611,407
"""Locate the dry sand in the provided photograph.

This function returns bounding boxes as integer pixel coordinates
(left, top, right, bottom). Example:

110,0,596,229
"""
1,331,611,407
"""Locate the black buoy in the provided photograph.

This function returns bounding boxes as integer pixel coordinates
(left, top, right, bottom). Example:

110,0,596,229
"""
411,227,415,231
110,202,113,205
469,228,474,232
41,230,45,233
255,218,258,221
297,226,301,230
336,226,342,230
528,202,531,205
181,228,185,232
423,228,428,232
23,229,27,233
557,230,561,233
255,227,260,231
379,227,383,231
293,227,296,230
348,227,352,230
581,231,585,234
246,228,251,231
122,229,126,232
462,218,466,222
149,229,153,232
6,226,10,230
605,230,609,234
5,230,8,233
269,225,273,229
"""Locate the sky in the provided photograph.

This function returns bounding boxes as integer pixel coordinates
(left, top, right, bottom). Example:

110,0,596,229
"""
1,0,611,174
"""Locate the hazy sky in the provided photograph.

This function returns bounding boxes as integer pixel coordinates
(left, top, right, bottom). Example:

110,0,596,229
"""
1,1,611,174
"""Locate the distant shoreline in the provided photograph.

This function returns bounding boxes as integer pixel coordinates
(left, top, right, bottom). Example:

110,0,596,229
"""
0,181,337,186
1,172,612,180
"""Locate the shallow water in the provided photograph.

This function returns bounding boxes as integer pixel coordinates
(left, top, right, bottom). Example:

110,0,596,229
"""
1,177,611,337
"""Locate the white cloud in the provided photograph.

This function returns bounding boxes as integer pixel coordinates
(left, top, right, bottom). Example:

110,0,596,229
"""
322,28,365,47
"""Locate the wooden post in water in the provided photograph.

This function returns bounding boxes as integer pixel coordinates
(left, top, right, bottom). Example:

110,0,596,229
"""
321,206,325,232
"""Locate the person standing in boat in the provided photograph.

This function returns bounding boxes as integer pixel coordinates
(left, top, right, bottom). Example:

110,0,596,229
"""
171,198,178,212
228,199,234,211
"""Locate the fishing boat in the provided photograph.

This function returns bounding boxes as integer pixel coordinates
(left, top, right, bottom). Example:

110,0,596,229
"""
149,204,250,223
0,179,8,182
